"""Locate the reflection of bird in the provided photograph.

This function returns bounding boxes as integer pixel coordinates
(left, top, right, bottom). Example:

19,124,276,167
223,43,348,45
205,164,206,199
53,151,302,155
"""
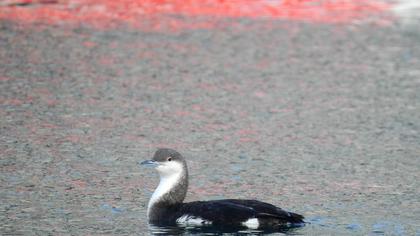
140,148,304,229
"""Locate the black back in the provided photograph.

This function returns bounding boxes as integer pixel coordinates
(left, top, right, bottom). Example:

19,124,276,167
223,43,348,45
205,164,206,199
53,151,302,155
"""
152,199,304,227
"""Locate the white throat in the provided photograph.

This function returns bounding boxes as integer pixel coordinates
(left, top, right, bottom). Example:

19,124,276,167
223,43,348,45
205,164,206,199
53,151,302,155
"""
147,162,184,217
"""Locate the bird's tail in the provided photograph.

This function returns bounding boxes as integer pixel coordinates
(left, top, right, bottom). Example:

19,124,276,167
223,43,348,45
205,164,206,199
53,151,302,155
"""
287,211,305,224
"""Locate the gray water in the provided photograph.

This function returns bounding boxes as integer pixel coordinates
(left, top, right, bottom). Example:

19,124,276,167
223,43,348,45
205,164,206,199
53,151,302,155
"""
1,16,420,235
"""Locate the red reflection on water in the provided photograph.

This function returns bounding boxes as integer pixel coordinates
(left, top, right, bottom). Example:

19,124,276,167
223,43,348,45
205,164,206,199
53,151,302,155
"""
0,0,392,29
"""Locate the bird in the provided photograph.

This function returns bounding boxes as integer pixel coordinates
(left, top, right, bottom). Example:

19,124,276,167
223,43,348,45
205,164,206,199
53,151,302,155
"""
140,148,304,230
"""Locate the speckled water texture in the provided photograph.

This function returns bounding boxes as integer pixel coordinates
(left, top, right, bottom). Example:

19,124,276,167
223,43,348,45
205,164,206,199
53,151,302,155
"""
1,1,420,235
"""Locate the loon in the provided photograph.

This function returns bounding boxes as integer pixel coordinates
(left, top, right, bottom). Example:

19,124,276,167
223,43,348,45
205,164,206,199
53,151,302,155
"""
140,148,304,230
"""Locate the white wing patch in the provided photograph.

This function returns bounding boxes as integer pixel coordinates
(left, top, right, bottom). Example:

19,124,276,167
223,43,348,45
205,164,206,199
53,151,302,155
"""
242,218,260,229
176,215,212,226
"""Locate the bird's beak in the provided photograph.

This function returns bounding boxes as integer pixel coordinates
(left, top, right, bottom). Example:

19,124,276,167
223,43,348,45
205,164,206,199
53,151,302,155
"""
139,160,159,168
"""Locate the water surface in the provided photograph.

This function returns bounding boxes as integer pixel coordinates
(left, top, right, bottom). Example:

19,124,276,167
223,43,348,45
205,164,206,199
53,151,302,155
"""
1,2,419,235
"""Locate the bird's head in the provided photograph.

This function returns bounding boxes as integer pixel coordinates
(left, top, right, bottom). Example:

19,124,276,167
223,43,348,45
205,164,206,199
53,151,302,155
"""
140,148,186,178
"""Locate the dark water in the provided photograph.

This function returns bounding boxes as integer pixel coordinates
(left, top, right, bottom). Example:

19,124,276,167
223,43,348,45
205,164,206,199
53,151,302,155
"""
137,217,414,235
147,224,303,235
1,11,420,236
140,217,412,235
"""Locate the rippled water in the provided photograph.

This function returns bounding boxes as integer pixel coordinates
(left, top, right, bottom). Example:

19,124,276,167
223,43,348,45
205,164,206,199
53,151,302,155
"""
138,215,414,235
147,224,304,235
1,5,419,235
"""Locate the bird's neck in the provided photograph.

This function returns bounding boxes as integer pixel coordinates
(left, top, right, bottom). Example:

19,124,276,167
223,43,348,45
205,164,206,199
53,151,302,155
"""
147,168,188,218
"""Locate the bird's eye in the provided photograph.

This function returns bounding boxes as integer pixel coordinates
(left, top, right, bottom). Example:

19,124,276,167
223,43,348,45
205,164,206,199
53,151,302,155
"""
167,157,172,162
